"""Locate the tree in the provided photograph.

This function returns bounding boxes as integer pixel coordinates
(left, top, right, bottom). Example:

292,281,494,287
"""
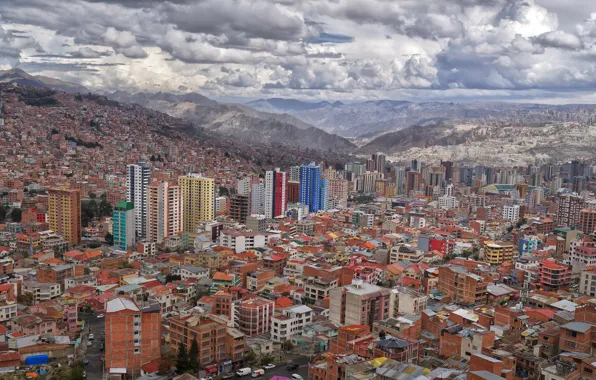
282,340,294,352
260,354,275,365
10,208,21,223
105,232,114,245
244,349,257,365
165,274,182,283
88,192,97,199
176,342,189,374
219,186,229,196
0,205,7,222
188,339,199,373
17,293,34,306
98,198,113,217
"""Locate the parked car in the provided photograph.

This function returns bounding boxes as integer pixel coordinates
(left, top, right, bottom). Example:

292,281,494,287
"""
83,358,89,365
286,364,299,371
96,314,105,319
86,341,92,347
251,369,265,378
264,364,275,370
88,334,94,340
291,375,303,380
221,374,234,379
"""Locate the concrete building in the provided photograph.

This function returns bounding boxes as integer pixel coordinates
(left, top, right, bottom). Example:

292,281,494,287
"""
146,181,182,244
229,194,250,224
271,305,313,342
300,163,323,212
250,183,265,215
304,276,339,301
265,169,288,219
578,208,596,235
23,281,61,302
389,244,424,264
105,298,161,377
236,178,251,196
391,287,428,316
113,201,135,251
169,312,245,371
502,205,520,223
234,297,275,336
483,241,514,265
126,162,151,240
47,187,81,246
579,267,596,296
245,215,266,233
179,174,215,232
329,279,391,328
556,194,585,228
219,230,270,253
538,259,571,291
438,266,488,305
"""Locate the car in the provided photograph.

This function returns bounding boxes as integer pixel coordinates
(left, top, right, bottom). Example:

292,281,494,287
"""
88,334,94,340
286,364,299,371
87,341,92,347
291,375,303,380
264,364,275,370
83,358,89,365
96,314,105,319
221,374,234,379
83,371,87,378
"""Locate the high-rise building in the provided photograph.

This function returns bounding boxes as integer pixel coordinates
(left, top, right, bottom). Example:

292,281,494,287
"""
236,178,251,196
126,162,151,240
441,161,453,181
579,208,596,236
320,178,329,211
300,163,323,213
405,171,420,195
179,174,215,232
502,205,520,222
146,181,182,244
264,169,288,219
357,171,384,194
250,183,265,215
113,201,135,251
289,166,301,182
373,153,386,174
105,298,161,377
556,194,585,227
286,181,300,203
47,187,81,246
328,178,348,208
230,194,250,224
329,279,391,328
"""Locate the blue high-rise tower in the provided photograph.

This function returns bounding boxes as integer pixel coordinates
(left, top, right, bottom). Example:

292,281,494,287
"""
300,163,322,212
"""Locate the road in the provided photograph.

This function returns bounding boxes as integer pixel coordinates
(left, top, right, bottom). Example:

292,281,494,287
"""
80,312,106,380
248,355,309,380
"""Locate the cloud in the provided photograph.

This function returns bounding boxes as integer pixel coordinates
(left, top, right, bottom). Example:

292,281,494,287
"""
1,0,596,101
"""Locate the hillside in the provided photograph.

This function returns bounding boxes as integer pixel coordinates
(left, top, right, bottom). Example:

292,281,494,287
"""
109,92,356,152
360,122,596,166
0,68,89,93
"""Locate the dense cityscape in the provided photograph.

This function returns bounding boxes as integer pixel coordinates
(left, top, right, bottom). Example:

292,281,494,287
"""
1,79,596,380
5,0,596,380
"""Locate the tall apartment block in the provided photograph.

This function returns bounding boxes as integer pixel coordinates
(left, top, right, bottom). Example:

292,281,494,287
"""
329,279,391,328
47,187,81,246
264,169,288,219
146,181,182,244
113,201,135,251
105,298,161,377
179,174,215,232
126,162,151,239
230,194,250,224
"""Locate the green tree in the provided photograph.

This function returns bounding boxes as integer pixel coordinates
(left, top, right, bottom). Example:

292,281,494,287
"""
260,354,275,365
88,192,97,199
189,339,199,373
0,205,7,222
99,198,113,217
176,342,189,374
105,232,114,245
219,186,229,196
69,362,85,380
244,349,257,365
10,208,21,223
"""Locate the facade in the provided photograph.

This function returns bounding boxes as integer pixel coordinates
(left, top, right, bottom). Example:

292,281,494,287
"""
502,205,520,222
327,178,348,208
219,230,269,253
438,266,488,305
113,201,135,251
105,298,161,377
146,181,182,244
229,194,250,224
179,174,215,232
483,241,514,265
329,279,391,328
250,183,265,215
264,169,288,219
538,259,571,291
271,305,313,342
556,195,585,228
23,281,61,302
286,180,300,203
389,244,424,264
578,208,596,235
234,297,275,336
579,267,596,296
304,276,339,301
126,162,151,240
47,187,81,245
300,163,323,212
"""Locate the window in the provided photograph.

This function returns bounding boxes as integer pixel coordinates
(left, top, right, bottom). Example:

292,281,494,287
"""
134,348,140,354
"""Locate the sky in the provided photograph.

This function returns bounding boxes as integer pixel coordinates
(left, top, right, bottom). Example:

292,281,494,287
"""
3,0,596,103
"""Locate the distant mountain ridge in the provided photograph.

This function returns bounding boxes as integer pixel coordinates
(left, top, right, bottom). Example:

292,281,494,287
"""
108,91,356,152
247,98,344,113
0,68,89,93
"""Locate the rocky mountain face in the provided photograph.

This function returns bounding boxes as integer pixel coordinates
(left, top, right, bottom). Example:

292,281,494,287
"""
108,92,356,152
0,68,89,93
360,122,596,166
245,98,596,141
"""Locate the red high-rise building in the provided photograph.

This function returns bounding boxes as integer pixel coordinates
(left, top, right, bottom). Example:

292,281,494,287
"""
265,169,288,218
286,181,300,203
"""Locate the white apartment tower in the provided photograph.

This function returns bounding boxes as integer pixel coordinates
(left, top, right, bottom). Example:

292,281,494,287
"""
126,162,151,240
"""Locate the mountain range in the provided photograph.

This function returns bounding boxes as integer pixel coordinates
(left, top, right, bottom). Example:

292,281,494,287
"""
0,68,89,94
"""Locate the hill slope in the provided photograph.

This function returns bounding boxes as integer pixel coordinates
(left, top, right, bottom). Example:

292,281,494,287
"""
0,68,89,93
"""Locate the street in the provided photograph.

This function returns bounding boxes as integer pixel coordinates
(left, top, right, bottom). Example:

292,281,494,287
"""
80,312,106,380
246,355,310,380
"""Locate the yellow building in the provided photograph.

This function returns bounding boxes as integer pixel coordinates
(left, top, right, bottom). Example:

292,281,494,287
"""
483,241,514,265
179,174,215,232
47,187,81,246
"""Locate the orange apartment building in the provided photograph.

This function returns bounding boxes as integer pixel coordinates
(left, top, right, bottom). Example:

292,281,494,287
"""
169,312,246,373
105,298,161,378
47,187,81,245
438,266,488,305
235,297,275,336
